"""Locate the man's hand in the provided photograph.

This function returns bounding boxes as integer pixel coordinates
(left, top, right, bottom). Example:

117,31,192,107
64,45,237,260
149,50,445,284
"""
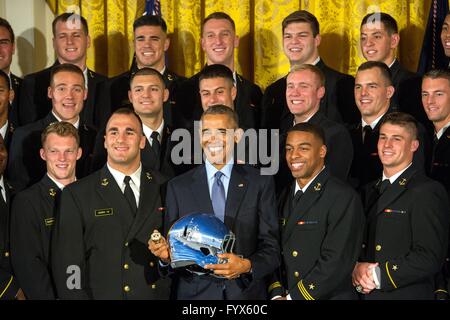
15,288,26,300
147,233,170,264
204,253,251,279
352,262,378,294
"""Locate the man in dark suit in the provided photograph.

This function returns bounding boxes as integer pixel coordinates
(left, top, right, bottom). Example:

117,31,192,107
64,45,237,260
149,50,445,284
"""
18,13,106,128
421,69,450,298
276,64,353,192
353,112,449,300
261,10,356,128
52,108,169,299
10,122,81,299
149,105,279,300
173,12,262,130
0,70,15,150
92,67,177,178
0,135,25,300
269,123,364,300
0,18,22,130
98,15,184,129
360,12,429,129
7,64,97,192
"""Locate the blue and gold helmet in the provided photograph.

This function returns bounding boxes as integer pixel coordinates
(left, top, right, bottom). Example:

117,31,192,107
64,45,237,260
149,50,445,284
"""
168,213,235,276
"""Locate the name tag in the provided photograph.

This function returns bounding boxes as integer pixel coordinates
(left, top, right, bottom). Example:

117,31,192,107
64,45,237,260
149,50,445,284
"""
44,218,55,226
95,208,114,217
384,209,406,214
298,220,318,225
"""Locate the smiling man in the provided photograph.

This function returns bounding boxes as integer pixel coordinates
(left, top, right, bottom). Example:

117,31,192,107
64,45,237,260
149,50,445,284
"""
269,122,364,300
7,64,97,191
10,122,81,299
52,108,170,299
149,105,279,300
173,12,262,131
261,10,356,128
353,112,449,300
18,13,106,128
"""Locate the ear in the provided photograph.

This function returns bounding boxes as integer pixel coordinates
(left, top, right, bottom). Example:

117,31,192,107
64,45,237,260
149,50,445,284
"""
139,134,146,150
47,86,53,99
8,89,15,104
201,36,206,51
231,86,237,101
314,33,321,47
390,33,400,49
76,147,82,160
12,42,15,55
319,144,327,159
86,34,91,49
317,85,325,99
83,87,88,101
386,85,395,99
411,139,419,152
234,35,240,49
40,148,46,161
234,128,244,144
128,90,133,104
163,88,169,103
164,37,170,52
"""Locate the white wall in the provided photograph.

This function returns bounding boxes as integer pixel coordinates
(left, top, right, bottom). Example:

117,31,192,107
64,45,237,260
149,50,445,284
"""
0,0,55,77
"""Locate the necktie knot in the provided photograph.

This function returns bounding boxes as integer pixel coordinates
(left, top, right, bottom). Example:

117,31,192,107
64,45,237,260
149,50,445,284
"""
363,125,372,143
124,175,132,185
214,171,224,180
150,131,161,158
212,171,225,222
151,131,159,142
123,176,137,214
378,179,390,195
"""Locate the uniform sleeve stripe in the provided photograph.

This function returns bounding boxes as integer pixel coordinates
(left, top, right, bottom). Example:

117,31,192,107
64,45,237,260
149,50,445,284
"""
268,281,282,293
298,280,315,300
435,289,448,294
0,276,14,299
385,262,398,289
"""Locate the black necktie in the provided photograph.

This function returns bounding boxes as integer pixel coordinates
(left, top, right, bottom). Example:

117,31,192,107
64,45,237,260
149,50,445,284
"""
123,176,137,214
151,131,161,157
378,179,390,195
363,125,372,145
292,189,303,206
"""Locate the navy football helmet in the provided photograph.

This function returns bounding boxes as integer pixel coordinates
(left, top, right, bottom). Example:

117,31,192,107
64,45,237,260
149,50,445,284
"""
167,213,235,276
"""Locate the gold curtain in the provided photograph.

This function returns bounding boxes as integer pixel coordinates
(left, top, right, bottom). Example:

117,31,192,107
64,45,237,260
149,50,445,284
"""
47,0,432,89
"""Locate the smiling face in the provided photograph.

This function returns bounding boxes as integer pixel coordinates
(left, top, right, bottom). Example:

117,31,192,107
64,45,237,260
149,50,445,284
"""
0,75,13,123
104,113,146,174
286,69,324,122
201,18,239,70
354,67,394,123
283,22,320,65
48,70,87,124
134,25,169,71
53,20,90,67
441,14,450,57
200,113,239,170
128,74,168,119
0,135,7,176
360,22,398,65
285,130,326,188
378,122,418,177
199,77,236,111
40,133,81,186
0,26,14,73
422,77,450,132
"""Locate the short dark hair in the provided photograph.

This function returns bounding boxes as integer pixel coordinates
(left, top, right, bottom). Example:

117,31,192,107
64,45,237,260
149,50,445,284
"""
202,12,235,34
423,68,450,85
361,12,398,35
50,63,85,87
41,121,80,147
287,122,326,145
0,17,15,43
108,107,143,134
380,112,418,140
201,104,239,128
52,12,89,36
133,15,167,33
0,70,10,89
282,10,320,37
199,64,234,85
357,61,393,86
289,64,325,87
130,67,166,88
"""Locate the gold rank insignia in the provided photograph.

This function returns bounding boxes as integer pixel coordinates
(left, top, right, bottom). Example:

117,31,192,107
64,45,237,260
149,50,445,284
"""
89,71,94,78
398,178,407,186
280,218,286,226
101,178,109,186
309,283,315,290
13,78,19,86
167,74,173,81
392,265,398,271
49,188,57,197
146,172,153,180
314,183,321,191
238,183,244,187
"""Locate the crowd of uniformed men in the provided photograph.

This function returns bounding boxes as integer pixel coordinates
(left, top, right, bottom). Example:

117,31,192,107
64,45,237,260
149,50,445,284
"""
0,9,449,300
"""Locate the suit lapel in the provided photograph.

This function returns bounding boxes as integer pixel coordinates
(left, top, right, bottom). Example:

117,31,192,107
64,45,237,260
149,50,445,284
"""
282,169,329,244
126,169,160,241
224,166,248,230
141,139,158,169
191,166,214,214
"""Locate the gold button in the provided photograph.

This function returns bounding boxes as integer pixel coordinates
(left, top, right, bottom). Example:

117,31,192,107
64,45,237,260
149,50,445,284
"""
124,285,130,292
292,251,298,257
4,251,9,257
123,264,129,270
294,271,299,278
376,245,382,251
149,262,155,267
151,284,156,289
125,242,129,247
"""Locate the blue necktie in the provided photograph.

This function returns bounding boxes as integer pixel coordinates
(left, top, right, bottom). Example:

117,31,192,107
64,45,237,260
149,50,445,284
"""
212,171,225,222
